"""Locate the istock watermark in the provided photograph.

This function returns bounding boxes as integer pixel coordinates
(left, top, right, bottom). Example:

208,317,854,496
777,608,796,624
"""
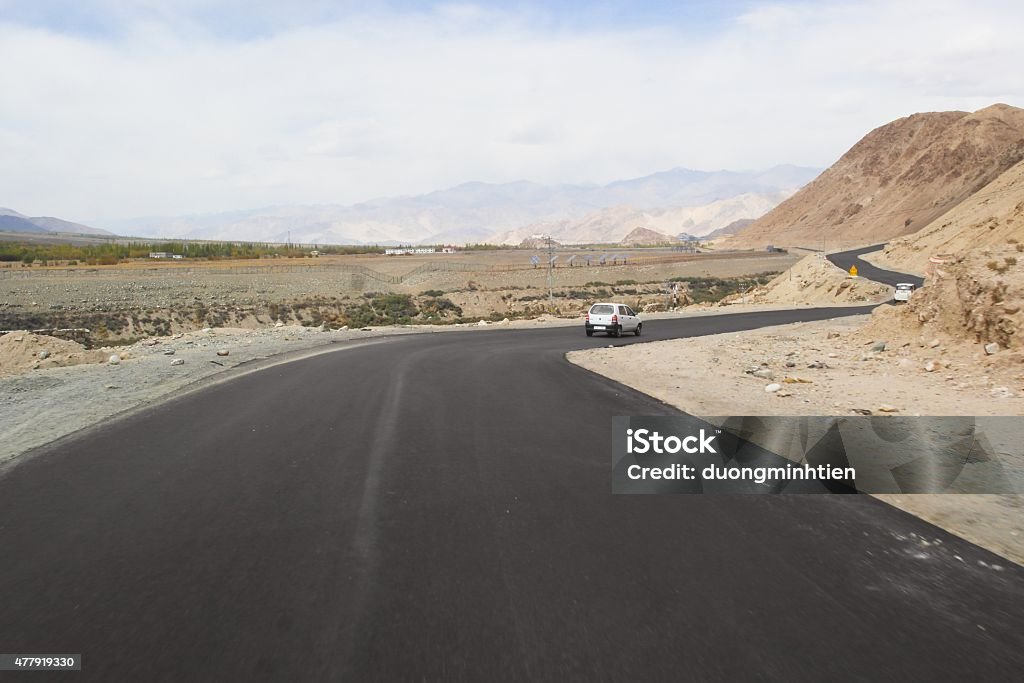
612,415,1024,494
626,428,718,455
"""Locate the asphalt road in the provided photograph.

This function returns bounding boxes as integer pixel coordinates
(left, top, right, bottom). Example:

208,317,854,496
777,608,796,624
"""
1,254,1022,681
827,244,925,288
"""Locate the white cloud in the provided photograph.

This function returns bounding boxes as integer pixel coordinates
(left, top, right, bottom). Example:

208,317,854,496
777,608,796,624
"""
0,0,1022,222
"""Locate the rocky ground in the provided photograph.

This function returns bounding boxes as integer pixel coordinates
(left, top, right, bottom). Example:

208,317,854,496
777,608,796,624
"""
0,252,795,342
719,253,892,306
569,312,1024,565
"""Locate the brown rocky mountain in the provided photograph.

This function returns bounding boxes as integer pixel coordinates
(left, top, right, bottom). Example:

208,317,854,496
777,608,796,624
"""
704,218,754,241
620,227,675,245
727,104,1024,249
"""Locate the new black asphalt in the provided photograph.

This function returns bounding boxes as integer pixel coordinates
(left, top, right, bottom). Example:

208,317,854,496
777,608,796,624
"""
0,252,1020,681
827,244,925,288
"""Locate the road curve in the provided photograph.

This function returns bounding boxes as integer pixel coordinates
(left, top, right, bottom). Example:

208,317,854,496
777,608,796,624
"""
827,244,925,288
1,295,1021,680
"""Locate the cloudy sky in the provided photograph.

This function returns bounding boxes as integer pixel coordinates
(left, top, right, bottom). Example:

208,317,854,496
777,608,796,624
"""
1,0,1022,222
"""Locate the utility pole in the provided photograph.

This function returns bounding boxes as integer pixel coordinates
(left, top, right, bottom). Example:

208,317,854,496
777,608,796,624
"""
545,235,555,307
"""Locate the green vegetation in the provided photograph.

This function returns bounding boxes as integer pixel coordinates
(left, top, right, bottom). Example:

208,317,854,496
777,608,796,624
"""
342,293,462,327
668,272,779,303
0,240,403,265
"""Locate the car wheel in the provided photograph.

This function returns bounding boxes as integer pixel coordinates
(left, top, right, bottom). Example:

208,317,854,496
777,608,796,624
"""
634,323,642,336
586,330,593,337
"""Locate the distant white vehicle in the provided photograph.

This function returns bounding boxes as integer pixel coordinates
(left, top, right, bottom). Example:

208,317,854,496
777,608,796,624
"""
893,283,915,303
585,302,641,337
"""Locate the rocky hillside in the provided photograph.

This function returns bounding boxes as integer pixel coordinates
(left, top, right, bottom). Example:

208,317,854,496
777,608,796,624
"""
728,104,1024,249
866,242,1024,357
720,254,890,306
871,158,1024,275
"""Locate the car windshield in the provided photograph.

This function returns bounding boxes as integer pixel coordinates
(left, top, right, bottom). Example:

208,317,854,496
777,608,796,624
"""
591,305,614,314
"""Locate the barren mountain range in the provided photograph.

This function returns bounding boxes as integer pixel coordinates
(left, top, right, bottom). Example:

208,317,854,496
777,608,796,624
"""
488,191,792,245
727,104,1024,249
100,166,818,246
0,208,111,236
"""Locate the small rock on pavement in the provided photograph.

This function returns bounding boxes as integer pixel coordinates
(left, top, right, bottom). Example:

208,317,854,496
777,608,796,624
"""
924,360,937,372
171,358,185,366
216,349,230,356
877,404,900,413
851,408,873,415
929,338,941,348
118,351,130,360
871,341,888,352
764,383,782,393
775,390,793,397
107,354,121,365
38,350,50,359
990,386,1014,398
985,342,1000,355
163,348,175,355
751,368,774,380
827,331,841,339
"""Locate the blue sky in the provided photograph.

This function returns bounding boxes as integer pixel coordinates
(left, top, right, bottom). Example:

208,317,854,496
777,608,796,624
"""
1,0,1022,221
0,1,746,38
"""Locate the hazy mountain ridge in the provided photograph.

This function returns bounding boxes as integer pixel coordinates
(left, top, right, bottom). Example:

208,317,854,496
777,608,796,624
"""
488,190,793,245
0,207,112,236
100,165,819,245
728,104,1024,249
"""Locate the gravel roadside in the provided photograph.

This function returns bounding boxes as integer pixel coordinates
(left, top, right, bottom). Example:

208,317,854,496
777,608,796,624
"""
568,316,1024,565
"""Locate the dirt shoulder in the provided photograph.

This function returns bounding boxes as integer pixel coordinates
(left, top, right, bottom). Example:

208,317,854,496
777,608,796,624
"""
568,315,1024,565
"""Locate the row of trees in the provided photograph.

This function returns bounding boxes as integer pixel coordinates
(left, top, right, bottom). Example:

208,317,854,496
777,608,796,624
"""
0,241,386,265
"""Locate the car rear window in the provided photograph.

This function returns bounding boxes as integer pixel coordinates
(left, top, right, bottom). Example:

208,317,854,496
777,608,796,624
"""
590,305,614,315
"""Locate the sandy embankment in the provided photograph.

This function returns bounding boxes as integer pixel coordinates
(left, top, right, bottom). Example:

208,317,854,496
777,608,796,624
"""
568,316,1024,565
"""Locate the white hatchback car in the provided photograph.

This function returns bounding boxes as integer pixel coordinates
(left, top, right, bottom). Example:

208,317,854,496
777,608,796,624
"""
585,302,642,337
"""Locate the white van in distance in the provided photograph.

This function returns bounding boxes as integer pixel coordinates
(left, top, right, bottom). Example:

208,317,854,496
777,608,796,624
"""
893,283,915,303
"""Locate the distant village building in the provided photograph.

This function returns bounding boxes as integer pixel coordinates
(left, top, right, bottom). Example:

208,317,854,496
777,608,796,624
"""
149,252,184,259
384,247,437,255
